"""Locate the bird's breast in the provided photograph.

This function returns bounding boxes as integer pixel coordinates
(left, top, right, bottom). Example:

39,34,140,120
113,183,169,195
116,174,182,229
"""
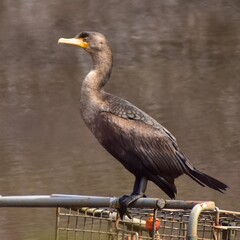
80,89,107,133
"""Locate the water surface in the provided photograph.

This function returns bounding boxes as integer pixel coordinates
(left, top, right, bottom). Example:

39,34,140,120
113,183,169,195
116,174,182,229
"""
0,1,239,239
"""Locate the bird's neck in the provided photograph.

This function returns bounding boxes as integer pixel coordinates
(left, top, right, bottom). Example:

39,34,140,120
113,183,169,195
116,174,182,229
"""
80,47,113,127
82,48,113,92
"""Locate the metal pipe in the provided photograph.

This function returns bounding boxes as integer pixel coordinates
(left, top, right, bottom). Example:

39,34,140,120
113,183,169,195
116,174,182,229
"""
0,194,165,209
187,201,216,240
0,194,207,210
164,200,204,210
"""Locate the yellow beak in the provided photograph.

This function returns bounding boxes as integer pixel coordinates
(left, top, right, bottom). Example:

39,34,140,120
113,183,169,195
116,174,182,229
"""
58,38,89,49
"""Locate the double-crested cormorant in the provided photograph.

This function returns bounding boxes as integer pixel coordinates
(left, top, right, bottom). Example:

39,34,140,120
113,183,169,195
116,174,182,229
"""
58,31,228,218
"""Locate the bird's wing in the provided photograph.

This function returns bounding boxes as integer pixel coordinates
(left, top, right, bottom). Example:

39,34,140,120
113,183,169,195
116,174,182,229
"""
95,110,188,180
105,95,177,145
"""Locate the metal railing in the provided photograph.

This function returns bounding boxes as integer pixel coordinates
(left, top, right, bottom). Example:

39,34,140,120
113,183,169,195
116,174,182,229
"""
0,194,239,240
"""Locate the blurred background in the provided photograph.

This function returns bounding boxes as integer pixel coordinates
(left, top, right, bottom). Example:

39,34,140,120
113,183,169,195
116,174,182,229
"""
0,0,239,239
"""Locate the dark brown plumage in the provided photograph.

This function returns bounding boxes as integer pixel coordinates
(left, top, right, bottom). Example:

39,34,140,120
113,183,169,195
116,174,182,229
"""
58,31,228,211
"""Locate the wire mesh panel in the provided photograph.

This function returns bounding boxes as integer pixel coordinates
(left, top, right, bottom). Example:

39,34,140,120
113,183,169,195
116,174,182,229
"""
56,207,144,240
214,209,240,240
56,207,233,240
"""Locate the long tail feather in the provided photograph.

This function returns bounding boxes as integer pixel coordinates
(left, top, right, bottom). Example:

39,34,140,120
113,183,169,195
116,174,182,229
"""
187,168,228,193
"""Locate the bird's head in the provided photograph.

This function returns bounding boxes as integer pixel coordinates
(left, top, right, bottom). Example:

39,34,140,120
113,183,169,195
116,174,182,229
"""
58,31,109,53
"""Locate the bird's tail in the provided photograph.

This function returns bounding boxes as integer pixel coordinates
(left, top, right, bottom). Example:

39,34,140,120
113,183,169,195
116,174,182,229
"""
176,151,228,193
187,167,228,193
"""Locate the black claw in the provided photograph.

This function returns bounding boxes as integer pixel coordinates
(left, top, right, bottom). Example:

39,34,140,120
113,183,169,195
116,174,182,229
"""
118,195,131,219
118,194,143,219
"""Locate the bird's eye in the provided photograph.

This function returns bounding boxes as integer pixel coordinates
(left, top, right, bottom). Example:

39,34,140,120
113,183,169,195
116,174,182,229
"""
83,38,89,42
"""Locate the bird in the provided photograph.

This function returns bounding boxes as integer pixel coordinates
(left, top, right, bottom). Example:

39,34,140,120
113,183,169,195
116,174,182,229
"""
58,31,228,218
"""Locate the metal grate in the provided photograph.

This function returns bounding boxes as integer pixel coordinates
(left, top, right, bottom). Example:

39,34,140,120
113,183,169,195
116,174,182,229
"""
56,207,240,240
214,209,240,240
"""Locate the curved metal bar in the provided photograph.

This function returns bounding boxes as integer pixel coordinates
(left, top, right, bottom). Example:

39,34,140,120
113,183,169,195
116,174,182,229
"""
187,201,216,240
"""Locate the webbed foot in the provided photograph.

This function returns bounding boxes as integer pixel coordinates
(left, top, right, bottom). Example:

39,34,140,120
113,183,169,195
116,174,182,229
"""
118,194,143,219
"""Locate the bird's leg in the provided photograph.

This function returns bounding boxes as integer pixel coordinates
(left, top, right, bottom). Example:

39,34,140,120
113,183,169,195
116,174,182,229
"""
118,176,148,219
